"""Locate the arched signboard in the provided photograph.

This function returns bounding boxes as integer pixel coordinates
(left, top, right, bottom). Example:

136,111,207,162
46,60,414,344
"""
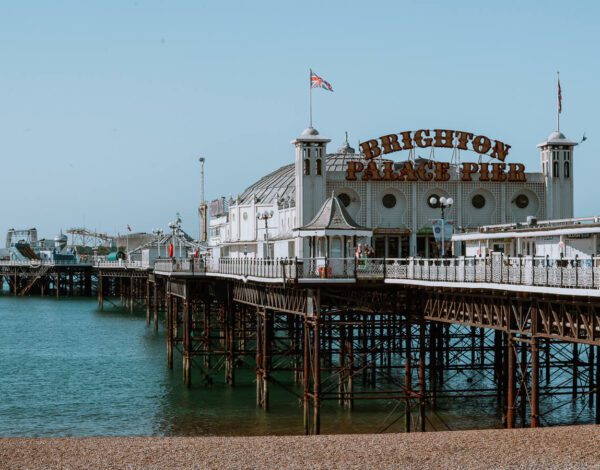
346,129,526,182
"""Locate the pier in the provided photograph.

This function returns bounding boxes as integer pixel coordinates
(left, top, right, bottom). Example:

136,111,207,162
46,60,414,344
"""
92,254,600,434
4,254,599,433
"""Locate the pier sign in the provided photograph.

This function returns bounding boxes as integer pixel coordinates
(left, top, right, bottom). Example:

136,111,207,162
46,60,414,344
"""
346,129,527,182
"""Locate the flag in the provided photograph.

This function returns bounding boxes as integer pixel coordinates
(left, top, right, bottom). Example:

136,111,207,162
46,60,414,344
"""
127,224,132,232
558,76,562,114
310,70,333,92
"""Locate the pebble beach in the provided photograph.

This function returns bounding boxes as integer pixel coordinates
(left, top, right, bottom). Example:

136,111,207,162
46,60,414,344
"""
1,425,599,469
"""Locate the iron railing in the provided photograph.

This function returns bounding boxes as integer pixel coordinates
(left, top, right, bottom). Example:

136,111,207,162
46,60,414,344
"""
155,255,600,290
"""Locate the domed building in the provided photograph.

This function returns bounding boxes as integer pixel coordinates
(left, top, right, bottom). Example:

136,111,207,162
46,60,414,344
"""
208,127,576,259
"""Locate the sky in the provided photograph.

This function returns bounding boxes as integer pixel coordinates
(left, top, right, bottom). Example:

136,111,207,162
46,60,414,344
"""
1,0,599,241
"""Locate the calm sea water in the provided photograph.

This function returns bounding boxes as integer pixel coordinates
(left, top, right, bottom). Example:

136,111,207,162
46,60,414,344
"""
0,294,591,437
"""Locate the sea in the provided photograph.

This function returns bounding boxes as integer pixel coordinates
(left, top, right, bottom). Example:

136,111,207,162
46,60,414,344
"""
0,291,593,437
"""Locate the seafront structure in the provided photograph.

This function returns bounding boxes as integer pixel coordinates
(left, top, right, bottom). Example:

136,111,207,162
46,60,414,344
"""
208,127,576,259
3,123,600,435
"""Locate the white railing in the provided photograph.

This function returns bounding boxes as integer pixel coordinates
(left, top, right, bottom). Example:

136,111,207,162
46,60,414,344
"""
385,255,600,289
217,257,297,280
154,258,206,274
148,255,600,290
0,259,92,267
95,260,144,269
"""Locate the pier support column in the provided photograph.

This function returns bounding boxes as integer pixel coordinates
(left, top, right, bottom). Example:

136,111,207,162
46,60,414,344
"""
153,282,159,331
596,345,600,425
530,336,540,428
146,281,151,326
312,316,321,435
166,293,173,370
183,296,192,387
256,308,264,408
506,332,516,429
418,318,426,432
98,275,104,311
405,318,412,433
224,285,235,386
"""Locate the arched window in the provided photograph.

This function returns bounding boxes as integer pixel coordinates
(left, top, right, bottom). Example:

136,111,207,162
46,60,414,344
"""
553,160,559,178
304,159,310,175
316,159,322,175
564,161,570,178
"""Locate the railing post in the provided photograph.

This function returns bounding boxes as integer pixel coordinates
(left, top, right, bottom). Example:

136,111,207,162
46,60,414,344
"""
592,255,595,288
560,252,564,287
546,255,549,285
519,254,523,285
383,256,387,279
500,253,503,284
575,254,579,287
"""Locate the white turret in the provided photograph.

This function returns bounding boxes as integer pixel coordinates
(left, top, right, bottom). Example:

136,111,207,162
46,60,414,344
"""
538,131,577,219
292,127,330,257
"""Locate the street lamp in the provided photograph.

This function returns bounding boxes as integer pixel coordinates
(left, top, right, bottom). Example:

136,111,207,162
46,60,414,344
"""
429,196,454,257
152,229,164,257
257,210,274,258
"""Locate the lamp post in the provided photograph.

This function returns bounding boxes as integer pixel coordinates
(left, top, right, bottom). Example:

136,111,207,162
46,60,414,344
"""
429,196,454,257
257,210,274,258
152,229,164,257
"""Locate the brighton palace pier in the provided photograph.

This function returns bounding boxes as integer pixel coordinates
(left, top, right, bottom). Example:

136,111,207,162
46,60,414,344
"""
7,122,600,436
208,127,575,259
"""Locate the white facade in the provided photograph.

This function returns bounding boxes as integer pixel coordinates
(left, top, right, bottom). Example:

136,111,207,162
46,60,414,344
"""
209,127,577,259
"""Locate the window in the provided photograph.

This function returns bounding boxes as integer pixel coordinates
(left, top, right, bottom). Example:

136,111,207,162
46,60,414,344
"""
304,159,310,175
427,194,440,208
515,194,529,209
553,160,559,177
382,193,397,208
472,194,486,209
316,159,322,175
338,193,351,207
564,161,570,178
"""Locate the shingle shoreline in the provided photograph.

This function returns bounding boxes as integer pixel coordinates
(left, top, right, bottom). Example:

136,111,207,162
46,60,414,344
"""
1,425,599,469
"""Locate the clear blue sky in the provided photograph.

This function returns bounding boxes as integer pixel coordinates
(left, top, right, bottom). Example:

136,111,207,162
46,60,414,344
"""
1,0,598,240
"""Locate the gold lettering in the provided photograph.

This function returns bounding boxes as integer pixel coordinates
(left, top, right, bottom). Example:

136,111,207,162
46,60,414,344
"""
507,163,527,182
398,161,418,181
414,129,433,148
472,135,492,155
360,139,381,160
416,161,433,181
400,130,414,150
380,134,402,154
491,163,507,182
461,162,479,181
491,140,511,162
455,131,474,150
479,163,490,181
382,161,399,180
362,160,382,181
434,162,450,181
345,161,364,181
434,129,454,148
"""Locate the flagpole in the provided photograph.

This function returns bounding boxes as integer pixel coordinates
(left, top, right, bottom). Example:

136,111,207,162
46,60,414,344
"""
557,71,560,132
309,68,313,128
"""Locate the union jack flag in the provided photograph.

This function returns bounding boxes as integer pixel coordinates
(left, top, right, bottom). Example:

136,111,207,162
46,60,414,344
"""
558,75,562,114
311,70,333,92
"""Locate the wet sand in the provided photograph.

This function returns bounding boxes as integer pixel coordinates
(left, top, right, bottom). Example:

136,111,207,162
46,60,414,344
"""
1,425,599,469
